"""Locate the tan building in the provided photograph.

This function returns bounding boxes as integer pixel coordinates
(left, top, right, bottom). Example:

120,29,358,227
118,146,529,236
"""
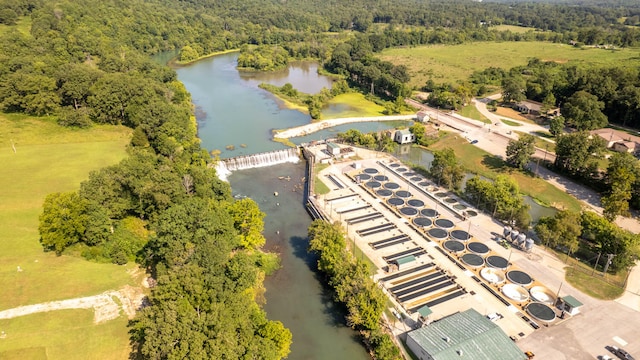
514,99,560,117
590,128,640,153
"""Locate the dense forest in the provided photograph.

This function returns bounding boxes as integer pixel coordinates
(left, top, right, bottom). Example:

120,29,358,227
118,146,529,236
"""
1,0,640,357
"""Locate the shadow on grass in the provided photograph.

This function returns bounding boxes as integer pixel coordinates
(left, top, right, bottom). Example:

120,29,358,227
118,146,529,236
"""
481,154,508,172
532,130,553,139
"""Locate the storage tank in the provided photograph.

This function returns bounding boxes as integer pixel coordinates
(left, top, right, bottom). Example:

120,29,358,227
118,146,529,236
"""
503,226,512,237
510,230,519,242
517,233,527,247
525,238,535,251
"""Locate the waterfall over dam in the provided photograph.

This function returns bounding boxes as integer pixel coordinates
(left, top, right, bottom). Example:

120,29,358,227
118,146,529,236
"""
215,147,301,181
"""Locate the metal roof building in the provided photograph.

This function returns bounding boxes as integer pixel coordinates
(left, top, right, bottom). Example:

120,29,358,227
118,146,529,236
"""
406,308,526,360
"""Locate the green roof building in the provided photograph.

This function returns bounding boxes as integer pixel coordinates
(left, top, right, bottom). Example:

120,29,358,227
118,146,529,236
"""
406,308,526,360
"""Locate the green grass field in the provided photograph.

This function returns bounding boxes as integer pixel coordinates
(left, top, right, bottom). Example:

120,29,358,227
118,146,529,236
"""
0,17,32,36
458,104,491,124
491,25,538,33
379,41,640,88
0,113,136,358
321,93,387,119
429,133,581,211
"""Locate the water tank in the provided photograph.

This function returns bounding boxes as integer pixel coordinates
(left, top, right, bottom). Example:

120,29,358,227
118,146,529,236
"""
525,238,534,251
503,226,512,237
517,233,527,246
510,230,519,242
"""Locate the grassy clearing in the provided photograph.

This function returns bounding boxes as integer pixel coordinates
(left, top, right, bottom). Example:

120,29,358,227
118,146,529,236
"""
0,310,131,360
314,163,331,195
494,107,532,122
0,113,135,358
429,133,581,211
491,25,537,33
379,41,640,88
321,93,387,119
516,131,556,152
0,17,32,36
558,254,626,300
500,118,522,126
174,49,240,66
458,104,491,124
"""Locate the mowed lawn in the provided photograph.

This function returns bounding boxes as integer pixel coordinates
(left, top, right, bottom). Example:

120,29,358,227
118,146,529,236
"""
428,133,582,212
379,41,640,88
321,93,387,119
0,114,135,358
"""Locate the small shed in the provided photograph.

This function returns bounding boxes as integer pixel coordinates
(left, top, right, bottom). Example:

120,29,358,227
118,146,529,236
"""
558,295,583,316
395,255,416,271
612,141,637,153
394,129,415,144
417,305,433,319
417,111,430,122
326,142,341,156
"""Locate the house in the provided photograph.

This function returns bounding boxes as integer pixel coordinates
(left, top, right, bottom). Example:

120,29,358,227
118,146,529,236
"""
590,129,640,152
514,99,560,117
417,111,430,123
326,142,341,156
394,129,415,144
406,308,527,360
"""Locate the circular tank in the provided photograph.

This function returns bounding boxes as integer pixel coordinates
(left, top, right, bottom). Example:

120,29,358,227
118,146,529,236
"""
467,242,489,255
389,163,400,168
506,270,533,287
418,181,430,187
421,209,439,218
396,167,407,172
363,168,379,174
435,218,454,230
408,199,424,207
510,230,519,242
503,226,512,237
525,238,535,251
395,190,412,198
374,175,389,182
526,302,556,322
384,182,400,190
411,176,423,182
427,228,448,241
453,204,467,210
465,210,478,217
529,286,556,305
517,233,527,246
480,268,506,285
399,207,418,217
413,217,432,228
444,197,457,204
501,283,530,302
486,255,509,270
461,253,484,268
388,197,404,206
444,240,465,253
376,189,393,197
365,181,381,188
405,172,417,177
356,174,371,181
450,230,471,242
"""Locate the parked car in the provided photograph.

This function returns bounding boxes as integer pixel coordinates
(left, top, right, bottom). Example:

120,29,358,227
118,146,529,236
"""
470,139,478,144
606,345,636,360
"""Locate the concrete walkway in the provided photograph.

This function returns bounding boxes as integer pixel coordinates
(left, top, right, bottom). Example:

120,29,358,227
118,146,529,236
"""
273,114,416,139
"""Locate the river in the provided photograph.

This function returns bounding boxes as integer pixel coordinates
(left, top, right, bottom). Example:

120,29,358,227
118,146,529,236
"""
174,53,371,359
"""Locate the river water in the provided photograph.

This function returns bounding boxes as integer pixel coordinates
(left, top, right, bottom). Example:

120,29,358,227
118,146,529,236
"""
174,53,370,359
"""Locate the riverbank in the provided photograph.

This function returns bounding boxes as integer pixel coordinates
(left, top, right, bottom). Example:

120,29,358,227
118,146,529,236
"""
172,49,240,66
274,114,417,139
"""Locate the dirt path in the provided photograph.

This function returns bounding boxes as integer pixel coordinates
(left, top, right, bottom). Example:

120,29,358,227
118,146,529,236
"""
0,285,145,324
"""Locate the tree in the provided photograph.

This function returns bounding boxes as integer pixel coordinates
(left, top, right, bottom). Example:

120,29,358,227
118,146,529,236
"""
430,148,465,190
561,90,608,130
501,75,526,103
549,115,565,137
228,198,266,249
465,175,530,228
179,45,199,62
602,152,639,221
534,210,582,254
506,133,536,170
39,192,88,254
554,131,605,176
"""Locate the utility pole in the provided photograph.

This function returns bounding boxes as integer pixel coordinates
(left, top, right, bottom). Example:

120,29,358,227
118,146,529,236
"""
603,254,615,275
592,252,602,275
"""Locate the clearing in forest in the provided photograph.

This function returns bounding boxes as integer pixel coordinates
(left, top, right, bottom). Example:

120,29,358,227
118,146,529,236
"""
379,41,640,88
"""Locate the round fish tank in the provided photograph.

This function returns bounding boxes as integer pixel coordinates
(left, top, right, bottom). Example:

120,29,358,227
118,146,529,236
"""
465,210,478,217
418,181,430,187
480,268,506,285
529,286,556,305
395,190,412,198
411,176,423,182
526,302,556,322
501,283,530,302
388,197,404,206
486,255,509,270
384,182,400,190
413,217,432,228
365,181,381,188
399,207,418,217
356,173,371,181
396,167,408,172
376,189,393,197
461,253,484,268
389,163,400,168
467,242,489,256
450,230,470,242
421,209,439,218
507,270,533,287
444,240,465,253
408,199,424,207
363,168,379,174
434,218,454,230
427,228,448,241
